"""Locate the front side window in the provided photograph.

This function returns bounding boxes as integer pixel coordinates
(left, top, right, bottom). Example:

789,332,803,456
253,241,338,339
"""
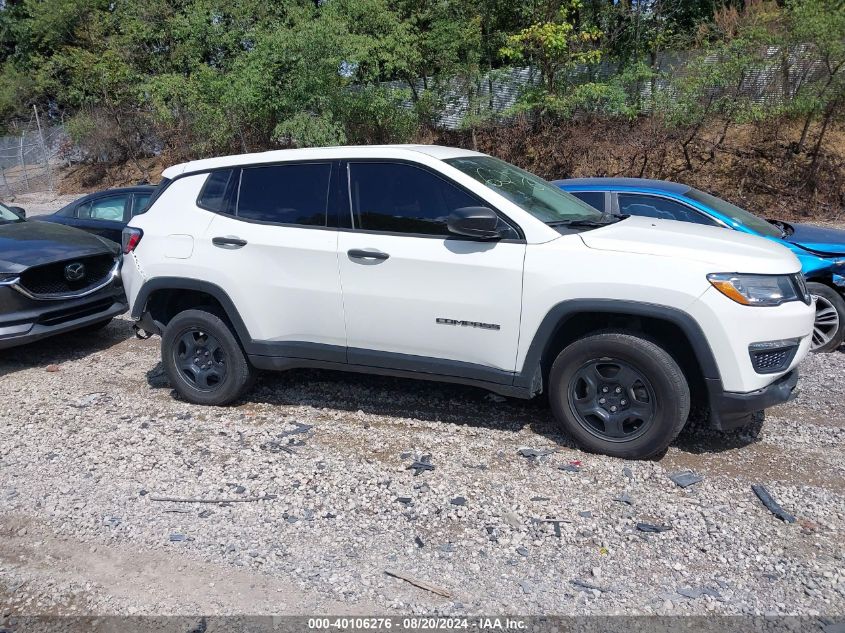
348,162,517,237
78,195,129,222
0,202,23,224
237,163,331,226
445,156,602,224
685,188,781,238
618,193,718,226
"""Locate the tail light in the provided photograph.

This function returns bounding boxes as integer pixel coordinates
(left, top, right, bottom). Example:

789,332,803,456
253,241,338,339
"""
122,227,143,254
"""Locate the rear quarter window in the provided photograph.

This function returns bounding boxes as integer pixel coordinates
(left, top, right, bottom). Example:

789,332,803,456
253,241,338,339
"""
196,170,236,214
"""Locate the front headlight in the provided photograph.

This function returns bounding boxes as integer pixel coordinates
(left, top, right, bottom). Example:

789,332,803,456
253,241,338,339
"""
0,273,19,285
707,273,809,306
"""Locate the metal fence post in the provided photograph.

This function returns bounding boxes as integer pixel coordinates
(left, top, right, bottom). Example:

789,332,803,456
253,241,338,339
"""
33,104,53,192
18,135,29,191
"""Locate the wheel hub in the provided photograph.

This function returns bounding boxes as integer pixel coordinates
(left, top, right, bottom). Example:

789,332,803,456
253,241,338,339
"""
597,384,629,413
568,359,656,442
174,328,227,391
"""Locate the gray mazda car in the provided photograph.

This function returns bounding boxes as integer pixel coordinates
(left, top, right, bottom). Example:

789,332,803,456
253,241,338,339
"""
0,202,127,350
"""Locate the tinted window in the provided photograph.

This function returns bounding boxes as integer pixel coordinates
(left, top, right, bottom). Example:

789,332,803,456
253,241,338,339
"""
198,169,236,213
618,194,718,226
237,163,331,226
570,191,605,212
349,162,516,237
133,193,152,215
686,188,781,238
78,195,128,222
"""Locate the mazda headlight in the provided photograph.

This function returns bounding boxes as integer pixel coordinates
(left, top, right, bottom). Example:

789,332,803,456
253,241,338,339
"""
0,272,18,285
707,273,809,306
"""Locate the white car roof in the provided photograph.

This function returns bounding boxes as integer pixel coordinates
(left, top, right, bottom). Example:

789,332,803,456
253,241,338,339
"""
161,145,486,179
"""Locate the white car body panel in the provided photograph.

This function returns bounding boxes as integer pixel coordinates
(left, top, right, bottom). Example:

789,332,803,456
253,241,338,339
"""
127,144,815,406
196,215,346,347
337,232,525,371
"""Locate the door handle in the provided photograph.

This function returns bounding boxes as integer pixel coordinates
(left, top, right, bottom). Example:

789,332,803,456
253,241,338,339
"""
213,236,248,249
348,248,389,261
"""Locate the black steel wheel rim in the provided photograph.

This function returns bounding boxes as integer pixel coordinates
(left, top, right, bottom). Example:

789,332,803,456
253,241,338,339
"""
568,358,656,442
174,328,227,391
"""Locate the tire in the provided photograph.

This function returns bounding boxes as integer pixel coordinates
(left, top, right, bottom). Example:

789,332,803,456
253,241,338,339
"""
807,282,845,353
548,331,690,459
161,309,255,405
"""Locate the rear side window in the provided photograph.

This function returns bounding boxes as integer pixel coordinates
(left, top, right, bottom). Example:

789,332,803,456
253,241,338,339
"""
236,163,331,226
569,191,605,212
135,178,171,216
197,170,236,214
133,193,152,215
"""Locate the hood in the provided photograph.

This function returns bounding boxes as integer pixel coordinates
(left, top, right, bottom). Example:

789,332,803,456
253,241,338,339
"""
579,216,801,274
0,221,118,273
782,222,845,257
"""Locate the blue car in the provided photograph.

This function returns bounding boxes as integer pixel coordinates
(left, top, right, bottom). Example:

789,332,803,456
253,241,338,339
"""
554,177,845,352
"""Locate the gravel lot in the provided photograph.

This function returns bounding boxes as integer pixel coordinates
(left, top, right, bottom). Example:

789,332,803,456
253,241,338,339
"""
1,316,844,618
5,191,81,217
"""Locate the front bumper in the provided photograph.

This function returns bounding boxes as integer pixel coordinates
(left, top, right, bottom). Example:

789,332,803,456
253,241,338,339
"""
706,368,799,431
0,284,127,350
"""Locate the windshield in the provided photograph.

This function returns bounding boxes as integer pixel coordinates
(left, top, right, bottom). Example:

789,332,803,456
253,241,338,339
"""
445,156,603,224
0,202,23,224
686,189,782,239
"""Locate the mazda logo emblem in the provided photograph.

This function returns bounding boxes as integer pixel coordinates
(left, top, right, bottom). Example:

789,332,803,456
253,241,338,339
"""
64,262,86,282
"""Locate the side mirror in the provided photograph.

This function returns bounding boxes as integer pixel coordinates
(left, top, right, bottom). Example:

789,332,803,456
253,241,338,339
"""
8,206,25,219
447,206,502,240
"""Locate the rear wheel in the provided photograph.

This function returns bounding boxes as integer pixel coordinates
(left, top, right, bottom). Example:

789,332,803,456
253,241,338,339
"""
161,309,255,405
807,282,845,353
548,332,690,459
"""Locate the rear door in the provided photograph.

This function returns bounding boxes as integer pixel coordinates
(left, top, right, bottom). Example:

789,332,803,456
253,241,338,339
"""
336,160,526,380
195,162,347,356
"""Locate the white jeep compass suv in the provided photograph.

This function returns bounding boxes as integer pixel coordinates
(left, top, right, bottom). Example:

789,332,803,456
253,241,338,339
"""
122,145,814,459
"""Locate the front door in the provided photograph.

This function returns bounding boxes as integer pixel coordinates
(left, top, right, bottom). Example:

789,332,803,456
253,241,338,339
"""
337,161,526,381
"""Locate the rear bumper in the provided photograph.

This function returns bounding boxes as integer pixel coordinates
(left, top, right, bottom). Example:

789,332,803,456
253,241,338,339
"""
0,285,127,350
706,368,799,431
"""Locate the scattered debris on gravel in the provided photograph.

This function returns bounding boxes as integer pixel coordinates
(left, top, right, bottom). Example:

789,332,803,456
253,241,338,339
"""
1,317,844,616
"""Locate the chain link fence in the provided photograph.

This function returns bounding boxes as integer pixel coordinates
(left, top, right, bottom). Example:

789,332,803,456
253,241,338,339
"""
0,109,66,196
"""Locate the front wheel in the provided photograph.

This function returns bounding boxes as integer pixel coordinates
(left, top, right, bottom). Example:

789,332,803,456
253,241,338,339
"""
161,309,255,405
548,332,690,459
807,282,845,353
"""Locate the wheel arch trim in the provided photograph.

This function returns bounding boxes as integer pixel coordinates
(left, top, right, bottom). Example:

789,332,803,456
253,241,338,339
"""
131,277,254,347
515,299,721,389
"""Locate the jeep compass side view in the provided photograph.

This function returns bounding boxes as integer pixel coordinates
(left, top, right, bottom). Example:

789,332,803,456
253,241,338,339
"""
121,146,814,459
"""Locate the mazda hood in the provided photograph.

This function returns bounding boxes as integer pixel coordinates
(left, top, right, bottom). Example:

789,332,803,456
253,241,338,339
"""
782,222,845,257
0,221,118,273
578,216,801,274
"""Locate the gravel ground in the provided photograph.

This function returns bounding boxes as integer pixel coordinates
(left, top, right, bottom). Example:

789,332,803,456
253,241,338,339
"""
0,317,843,618
4,191,81,217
